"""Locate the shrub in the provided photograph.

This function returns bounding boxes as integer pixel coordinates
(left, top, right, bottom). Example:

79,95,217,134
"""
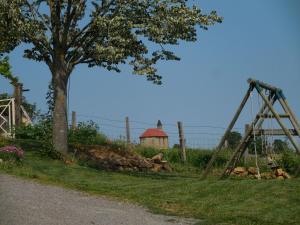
68,121,107,145
14,118,108,158
280,150,300,174
14,118,61,159
0,146,24,161
134,146,161,158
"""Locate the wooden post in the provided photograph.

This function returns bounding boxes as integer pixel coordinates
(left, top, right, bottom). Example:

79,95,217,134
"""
13,83,23,128
221,99,272,178
71,111,77,130
244,124,250,162
202,86,253,179
177,121,186,163
11,99,15,136
221,93,277,178
125,116,131,144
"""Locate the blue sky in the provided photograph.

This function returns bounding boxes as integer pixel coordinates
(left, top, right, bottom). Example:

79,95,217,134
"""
1,0,299,148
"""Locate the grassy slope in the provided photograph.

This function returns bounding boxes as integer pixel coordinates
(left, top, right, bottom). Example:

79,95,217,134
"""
1,151,299,225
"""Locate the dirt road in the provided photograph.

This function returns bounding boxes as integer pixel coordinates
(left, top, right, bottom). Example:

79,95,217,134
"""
0,174,197,225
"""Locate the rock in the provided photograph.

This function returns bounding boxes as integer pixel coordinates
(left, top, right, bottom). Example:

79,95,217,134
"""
126,168,133,172
276,176,285,180
161,162,172,172
255,174,262,180
248,174,256,179
275,168,284,177
74,146,172,173
151,164,162,172
233,167,246,174
238,171,249,177
64,159,74,165
151,153,163,163
0,158,3,163
282,171,291,179
260,172,273,179
247,167,257,175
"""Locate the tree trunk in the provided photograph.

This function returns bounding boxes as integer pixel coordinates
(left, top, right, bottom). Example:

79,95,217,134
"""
52,67,69,154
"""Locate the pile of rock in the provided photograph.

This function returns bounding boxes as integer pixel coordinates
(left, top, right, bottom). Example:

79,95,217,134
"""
232,166,291,180
73,145,172,172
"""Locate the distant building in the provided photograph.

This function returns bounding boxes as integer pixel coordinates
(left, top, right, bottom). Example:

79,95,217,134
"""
139,120,169,149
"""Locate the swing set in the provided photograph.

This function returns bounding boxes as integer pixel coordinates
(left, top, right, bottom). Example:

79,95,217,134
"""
202,78,300,179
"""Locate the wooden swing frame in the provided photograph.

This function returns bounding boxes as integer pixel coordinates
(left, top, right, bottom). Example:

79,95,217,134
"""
202,78,300,179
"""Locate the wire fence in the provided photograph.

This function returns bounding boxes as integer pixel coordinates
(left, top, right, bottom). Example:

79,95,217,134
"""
2,105,298,150
62,111,246,150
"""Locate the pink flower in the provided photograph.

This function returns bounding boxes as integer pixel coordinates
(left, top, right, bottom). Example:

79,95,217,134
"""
0,146,24,159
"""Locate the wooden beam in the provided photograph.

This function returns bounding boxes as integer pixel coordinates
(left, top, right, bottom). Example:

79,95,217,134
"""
220,92,277,178
277,97,300,138
243,124,250,162
247,78,280,92
256,113,290,119
256,86,300,154
201,86,253,179
220,105,268,178
253,129,297,136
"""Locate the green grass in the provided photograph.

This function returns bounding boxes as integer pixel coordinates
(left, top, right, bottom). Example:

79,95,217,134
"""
1,151,300,225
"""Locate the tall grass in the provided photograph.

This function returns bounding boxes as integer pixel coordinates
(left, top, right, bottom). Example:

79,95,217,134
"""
134,146,231,170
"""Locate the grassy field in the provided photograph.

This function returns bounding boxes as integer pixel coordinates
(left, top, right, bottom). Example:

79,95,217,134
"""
1,151,300,225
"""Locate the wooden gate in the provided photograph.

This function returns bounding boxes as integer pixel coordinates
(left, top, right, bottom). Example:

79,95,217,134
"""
0,98,15,137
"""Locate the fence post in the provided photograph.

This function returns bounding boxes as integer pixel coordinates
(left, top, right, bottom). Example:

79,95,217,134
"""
71,111,77,130
13,83,23,128
177,121,186,163
125,116,131,144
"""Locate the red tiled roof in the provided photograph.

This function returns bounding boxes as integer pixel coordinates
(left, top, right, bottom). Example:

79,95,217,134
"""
139,128,168,138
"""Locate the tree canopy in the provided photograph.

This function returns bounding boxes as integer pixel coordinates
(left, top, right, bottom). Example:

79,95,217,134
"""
0,0,23,55
0,0,222,153
0,57,19,85
226,131,242,149
0,0,222,83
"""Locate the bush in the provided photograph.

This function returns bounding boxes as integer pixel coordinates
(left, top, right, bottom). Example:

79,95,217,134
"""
68,121,107,145
134,146,161,158
280,150,300,174
14,118,61,159
14,118,109,159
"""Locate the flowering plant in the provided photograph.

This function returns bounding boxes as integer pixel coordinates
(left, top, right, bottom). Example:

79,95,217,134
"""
0,146,24,161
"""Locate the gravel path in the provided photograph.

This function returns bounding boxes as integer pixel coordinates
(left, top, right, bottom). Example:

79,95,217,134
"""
0,174,198,225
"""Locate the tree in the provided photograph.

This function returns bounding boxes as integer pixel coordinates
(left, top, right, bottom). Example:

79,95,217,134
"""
0,0,222,154
226,131,242,149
